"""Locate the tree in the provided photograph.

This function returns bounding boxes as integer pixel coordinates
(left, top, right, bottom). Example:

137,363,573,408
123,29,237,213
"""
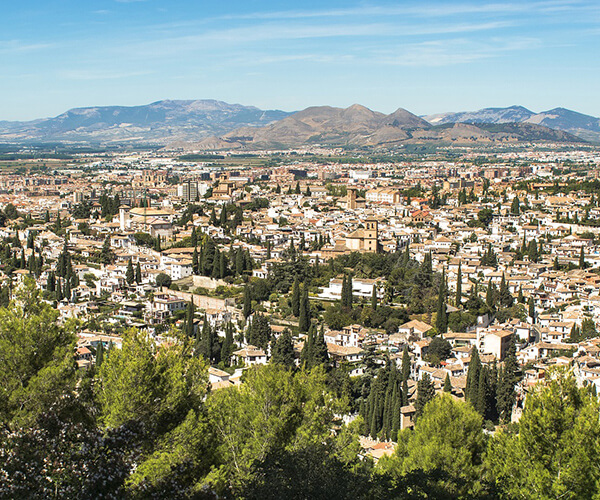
443,373,452,393
435,273,447,334
0,278,76,425
291,278,300,317
246,314,272,350
579,246,586,269
205,365,339,496
510,196,520,215
98,329,207,429
383,394,487,498
496,336,519,423
298,284,310,333
99,236,114,265
125,259,134,285
428,336,452,363
270,329,295,369
371,284,378,310
243,285,252,319
455,261,462,307
465,347,481,404
499,274,513,308
135,262,142,284
488,369,600,499
528,296,535,321
401,346,411,382
414,373,435,419
155,273,171,288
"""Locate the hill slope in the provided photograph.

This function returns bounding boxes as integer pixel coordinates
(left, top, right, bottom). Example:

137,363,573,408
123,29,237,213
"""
0,100,291,144
424,105,600,142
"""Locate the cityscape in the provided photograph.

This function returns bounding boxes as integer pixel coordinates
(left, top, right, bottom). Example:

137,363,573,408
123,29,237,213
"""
2,1,600,499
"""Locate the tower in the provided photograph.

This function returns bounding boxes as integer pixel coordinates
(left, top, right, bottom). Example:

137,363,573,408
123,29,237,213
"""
364,217,379,253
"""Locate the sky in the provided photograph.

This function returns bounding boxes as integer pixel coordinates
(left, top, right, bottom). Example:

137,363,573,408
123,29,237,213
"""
1,0,599,120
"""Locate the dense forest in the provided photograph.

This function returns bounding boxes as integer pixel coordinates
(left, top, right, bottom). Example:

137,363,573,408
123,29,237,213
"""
1,279,599,499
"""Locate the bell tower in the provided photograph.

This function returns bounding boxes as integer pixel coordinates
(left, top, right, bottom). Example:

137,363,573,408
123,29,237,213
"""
364,217,379,253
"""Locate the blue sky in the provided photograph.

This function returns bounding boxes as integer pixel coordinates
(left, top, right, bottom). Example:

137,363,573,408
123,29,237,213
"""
2,0,599,120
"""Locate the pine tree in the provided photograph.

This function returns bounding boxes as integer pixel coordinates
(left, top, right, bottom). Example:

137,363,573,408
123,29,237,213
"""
291,278,300,317
456,261,462,307
126,259,134,285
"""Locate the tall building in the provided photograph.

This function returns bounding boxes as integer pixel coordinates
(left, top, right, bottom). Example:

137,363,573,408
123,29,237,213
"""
178,181,199,202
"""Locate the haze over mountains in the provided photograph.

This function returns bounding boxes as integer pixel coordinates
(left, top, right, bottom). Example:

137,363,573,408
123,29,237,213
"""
0,100,597,148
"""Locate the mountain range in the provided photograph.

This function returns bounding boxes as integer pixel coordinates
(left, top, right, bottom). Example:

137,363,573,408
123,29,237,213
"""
0,100,290,144
424,105,600,143
0,100,597,148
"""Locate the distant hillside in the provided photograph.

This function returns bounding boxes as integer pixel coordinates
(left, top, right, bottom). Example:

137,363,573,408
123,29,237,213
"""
0,100,291,144
193,104,583,150
424,105,600,142
0,100,593,147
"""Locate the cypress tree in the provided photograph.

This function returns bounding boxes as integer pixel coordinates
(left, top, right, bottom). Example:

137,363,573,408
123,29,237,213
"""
95,341,104,368
497,336,519,422
486,279,495,309
135,262,142,284
466,346,481,403
499,273,513,308
126,259,134,285
291,277,300,317
436,272,447,333
401,346,411,382
579,246,586,269
371,283,378,310
266,240,271,260
243,285,252,318
443,373,452,393
271,329,295,369
311,326,329,367
192,248,199,274
415,373,435,419
528,296,535,321
298,283,310,333
456,261,462,307
402,378,409,406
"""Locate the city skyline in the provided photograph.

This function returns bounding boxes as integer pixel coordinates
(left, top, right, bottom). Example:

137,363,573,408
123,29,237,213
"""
2,0,600,120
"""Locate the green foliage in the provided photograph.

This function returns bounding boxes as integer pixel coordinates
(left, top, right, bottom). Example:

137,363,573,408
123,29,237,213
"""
382,394,487,498
0,278,76,425
415,373,435,418
98,329,208,430
205,365,342,496
271,329,296,369
155,272,172,288
488,369,600,499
